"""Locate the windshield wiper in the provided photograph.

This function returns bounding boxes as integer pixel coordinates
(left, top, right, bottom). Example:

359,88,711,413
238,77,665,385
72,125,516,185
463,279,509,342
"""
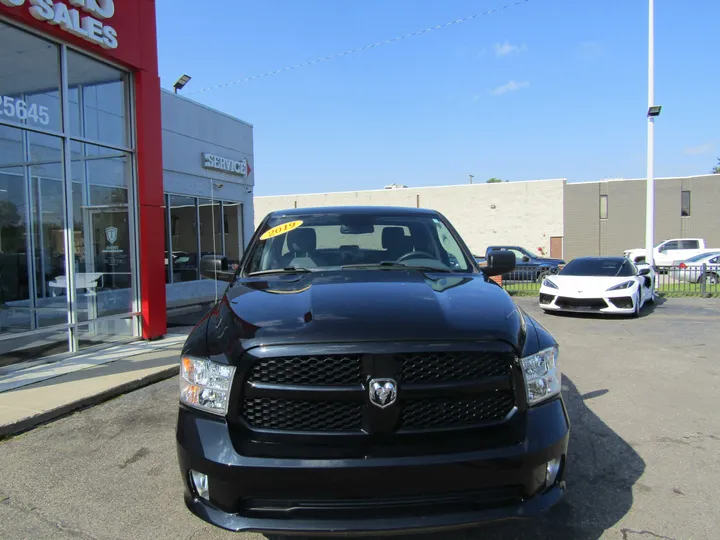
248,267,314,276
341,262,452,273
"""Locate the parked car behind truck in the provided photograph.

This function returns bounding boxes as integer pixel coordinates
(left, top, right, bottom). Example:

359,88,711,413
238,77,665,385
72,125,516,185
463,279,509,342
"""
624,238,717,266
485,245,565,282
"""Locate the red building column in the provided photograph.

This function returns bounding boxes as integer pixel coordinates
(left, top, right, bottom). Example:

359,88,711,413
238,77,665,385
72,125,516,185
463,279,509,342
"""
134,4,167,339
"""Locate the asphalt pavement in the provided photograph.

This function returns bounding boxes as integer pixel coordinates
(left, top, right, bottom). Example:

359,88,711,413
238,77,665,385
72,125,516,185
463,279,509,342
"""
1,297,719,540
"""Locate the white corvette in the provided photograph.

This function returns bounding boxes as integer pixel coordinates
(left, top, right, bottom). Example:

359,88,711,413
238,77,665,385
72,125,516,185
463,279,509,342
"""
539,256,655,316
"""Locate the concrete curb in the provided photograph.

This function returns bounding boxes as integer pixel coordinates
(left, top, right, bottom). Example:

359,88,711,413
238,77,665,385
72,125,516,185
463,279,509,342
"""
0,365,179,440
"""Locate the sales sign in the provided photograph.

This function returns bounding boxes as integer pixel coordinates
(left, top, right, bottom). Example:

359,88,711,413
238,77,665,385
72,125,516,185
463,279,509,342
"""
0,0,119,49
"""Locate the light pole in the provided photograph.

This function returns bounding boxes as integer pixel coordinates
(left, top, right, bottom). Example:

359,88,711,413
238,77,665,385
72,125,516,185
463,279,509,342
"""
173,74,192,93
644,0,661,267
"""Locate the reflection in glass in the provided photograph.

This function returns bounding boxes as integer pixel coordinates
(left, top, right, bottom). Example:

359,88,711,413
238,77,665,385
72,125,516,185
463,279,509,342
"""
0,168,30,334
0,22,61,132
199,198,222,260
67,50,128,147
169,196,199,282
223,202,243,266
164,196,171,284
71,144,134,322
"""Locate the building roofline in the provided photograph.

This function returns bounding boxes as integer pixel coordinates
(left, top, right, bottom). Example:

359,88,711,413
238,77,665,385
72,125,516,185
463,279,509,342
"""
254,177,568,199
161,88,254,128
571,173,718,185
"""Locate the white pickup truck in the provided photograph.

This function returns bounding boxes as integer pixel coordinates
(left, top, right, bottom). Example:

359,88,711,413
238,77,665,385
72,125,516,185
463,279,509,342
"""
624,238,717,266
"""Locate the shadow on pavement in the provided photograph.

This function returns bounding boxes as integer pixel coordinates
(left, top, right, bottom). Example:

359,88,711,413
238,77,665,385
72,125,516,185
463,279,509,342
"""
266,376,644,540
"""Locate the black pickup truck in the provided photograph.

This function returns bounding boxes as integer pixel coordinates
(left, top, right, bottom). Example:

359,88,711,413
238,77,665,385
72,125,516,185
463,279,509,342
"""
176,207,569,536
476,246,565,283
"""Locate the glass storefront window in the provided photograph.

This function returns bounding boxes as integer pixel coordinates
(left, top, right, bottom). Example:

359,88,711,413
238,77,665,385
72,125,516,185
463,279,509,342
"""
223,202,243,267
0,165,30,334
164,196,245,283
198,198,222,260
169,195,199,282
67,50,128,148
72,144,133,321
0,21,138,363
0,23,61,132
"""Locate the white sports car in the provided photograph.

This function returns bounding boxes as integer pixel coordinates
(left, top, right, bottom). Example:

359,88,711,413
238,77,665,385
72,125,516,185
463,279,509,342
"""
539,256,654,316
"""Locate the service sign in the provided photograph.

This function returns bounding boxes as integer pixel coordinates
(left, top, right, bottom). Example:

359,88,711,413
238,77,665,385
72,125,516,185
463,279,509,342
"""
0,0,119,49
202,153,250,177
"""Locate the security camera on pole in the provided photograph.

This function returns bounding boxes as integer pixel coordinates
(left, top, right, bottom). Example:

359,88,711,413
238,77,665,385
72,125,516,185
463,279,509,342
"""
645,0,662,268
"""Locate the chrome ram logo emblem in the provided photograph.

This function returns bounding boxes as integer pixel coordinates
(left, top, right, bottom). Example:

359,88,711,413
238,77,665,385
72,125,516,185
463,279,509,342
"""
368,378,397,409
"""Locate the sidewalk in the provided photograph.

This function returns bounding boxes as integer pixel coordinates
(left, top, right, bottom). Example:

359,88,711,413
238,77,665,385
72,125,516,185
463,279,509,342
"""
0,333,187,438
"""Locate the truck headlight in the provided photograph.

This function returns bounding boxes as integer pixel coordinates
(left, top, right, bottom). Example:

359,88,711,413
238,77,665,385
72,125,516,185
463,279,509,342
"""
521,347,561,406
180,356,236,416
607,280,635,291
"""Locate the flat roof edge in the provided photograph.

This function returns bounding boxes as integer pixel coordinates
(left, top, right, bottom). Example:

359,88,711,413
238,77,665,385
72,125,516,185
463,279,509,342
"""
161,88,253,127
255,178,568,199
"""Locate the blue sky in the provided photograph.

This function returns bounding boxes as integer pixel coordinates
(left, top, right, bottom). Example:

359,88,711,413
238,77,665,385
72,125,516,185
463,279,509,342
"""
156,0,719,196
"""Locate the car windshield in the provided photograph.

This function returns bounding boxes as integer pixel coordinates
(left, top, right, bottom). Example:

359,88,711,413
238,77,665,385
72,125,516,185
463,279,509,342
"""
560,258,635,277
684,252,720,263
245,212,473,274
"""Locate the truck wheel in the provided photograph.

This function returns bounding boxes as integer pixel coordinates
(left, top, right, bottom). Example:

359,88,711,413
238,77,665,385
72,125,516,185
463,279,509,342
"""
705,273,719,285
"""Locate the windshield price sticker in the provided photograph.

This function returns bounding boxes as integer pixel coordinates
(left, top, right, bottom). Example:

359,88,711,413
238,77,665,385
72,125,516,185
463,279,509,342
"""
260,220,303,241
0,96,51,125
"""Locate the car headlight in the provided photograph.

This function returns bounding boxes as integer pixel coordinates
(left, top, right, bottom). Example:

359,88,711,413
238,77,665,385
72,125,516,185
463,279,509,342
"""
542,278,559,289
180,356,236,416
521,346,561,406
607,280,635,291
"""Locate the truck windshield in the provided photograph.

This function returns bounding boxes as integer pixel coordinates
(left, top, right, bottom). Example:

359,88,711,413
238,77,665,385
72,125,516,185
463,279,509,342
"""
245,212,472,274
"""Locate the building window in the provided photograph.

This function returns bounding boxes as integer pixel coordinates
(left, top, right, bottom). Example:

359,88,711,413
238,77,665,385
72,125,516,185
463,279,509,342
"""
599,195,608,219
164,195,245,283
681,190,691,216
0,21,137,359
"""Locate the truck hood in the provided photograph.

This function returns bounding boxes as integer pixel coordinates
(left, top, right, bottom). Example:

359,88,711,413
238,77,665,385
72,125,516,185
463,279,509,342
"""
203,270,528,357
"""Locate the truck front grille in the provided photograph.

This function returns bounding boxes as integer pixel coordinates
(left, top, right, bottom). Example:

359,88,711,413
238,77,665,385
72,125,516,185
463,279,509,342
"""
242,398,362,432
400,352,509,383
248,355,362,385
400,394,516,431
238,349,516,435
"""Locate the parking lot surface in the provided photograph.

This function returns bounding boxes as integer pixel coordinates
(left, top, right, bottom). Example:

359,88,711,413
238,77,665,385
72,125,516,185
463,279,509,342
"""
1,297,719,540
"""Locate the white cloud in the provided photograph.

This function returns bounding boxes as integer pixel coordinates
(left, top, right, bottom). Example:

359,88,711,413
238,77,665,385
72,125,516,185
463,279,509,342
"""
494,41,526,57
489,80,530,96
684,142,715,155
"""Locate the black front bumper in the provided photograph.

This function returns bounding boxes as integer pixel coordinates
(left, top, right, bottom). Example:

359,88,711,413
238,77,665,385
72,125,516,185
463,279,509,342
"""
176,398,569,536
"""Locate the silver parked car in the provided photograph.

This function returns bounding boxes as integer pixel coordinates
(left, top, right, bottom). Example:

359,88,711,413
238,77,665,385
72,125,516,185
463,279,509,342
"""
669,252,720,284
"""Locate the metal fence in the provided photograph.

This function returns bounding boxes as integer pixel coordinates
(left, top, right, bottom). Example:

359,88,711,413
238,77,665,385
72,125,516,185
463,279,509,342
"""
653,263,719,297
500,263,719,297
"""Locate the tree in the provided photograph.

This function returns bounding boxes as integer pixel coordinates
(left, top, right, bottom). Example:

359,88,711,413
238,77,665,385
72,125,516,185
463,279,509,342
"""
713,158,720,174
486,177,503,183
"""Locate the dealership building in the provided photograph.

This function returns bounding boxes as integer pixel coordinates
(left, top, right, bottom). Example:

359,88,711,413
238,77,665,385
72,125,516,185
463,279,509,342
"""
0,2,254,362
255,174,720,262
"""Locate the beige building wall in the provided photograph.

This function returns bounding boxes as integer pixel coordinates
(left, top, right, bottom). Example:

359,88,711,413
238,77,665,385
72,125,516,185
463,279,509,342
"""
254,179,566,257
564,174,720,260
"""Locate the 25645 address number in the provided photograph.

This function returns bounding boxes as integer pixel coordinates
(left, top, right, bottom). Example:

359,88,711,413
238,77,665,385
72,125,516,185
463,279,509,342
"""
0,96,50,125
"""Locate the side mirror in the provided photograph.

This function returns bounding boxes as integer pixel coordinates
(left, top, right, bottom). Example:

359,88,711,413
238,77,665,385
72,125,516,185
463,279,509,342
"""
483,250,516,277
638,267,651,276
522,256,530,262
200,255,235,282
